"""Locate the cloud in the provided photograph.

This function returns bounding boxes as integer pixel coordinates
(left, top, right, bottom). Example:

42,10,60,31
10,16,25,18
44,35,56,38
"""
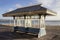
0,8,1,9
0,8,1,10
8,8,14,12
35,0,54,7
50,0,60,20
15,4,22,8
28,2,34,6
8,4,22,12
34,0,60,20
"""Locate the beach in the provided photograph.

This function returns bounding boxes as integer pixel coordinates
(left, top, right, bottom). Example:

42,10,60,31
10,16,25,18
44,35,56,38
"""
0,25,59,40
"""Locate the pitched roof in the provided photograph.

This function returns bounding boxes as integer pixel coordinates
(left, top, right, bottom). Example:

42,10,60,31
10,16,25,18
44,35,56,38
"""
3,4,56,17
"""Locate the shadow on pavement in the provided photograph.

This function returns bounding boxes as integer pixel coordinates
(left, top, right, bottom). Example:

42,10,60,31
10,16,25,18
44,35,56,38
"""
0,32,38,40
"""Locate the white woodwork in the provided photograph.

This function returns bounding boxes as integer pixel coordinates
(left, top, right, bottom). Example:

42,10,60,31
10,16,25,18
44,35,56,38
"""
38,15,46,38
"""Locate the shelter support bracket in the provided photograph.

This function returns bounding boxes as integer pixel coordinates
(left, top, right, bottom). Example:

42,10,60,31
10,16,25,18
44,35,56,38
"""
38,15,46,38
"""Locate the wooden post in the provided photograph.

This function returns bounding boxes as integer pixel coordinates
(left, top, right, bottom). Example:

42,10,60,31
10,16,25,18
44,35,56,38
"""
17,18,19,26
24,16,27,27
27,16,32,27
38,15,46,38
13,16,16,27
18,17,21,26
15,17,18,26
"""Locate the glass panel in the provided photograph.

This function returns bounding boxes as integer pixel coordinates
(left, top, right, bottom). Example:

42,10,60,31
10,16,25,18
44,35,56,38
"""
20,19,25,26
31,19,39,28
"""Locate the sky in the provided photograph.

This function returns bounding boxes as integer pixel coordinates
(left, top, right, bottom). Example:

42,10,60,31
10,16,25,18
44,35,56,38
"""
0,0,60,20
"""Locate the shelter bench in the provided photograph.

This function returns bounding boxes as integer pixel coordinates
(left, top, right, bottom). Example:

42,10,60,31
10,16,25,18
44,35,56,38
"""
14,26,39,36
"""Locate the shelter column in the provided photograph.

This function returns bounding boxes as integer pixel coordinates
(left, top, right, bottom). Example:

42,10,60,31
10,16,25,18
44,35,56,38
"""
27,16,32,27
24,16,27,28
38,15,46,38
13,16,16,27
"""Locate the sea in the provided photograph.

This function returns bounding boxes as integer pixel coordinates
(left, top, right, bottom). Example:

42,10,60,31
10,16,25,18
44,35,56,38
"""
0,19,60,26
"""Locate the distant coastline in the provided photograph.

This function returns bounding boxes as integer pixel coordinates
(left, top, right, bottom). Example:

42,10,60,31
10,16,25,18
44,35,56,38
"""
0,19,60,26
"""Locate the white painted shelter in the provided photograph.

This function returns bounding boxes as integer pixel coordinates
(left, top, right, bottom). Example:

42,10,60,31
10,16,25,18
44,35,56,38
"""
2,4,56,38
